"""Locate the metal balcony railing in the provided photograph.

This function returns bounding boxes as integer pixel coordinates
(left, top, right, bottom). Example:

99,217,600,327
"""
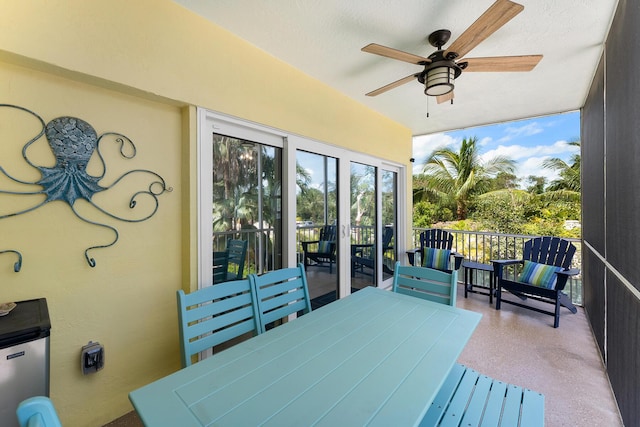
411,228,583,305
221,226,583,306
213,228,276,276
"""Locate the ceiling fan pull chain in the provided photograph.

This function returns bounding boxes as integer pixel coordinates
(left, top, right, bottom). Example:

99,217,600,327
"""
426,82,430,118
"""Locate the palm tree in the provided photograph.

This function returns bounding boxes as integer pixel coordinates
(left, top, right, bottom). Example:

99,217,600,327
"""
543,140,580,192
420,137,515,220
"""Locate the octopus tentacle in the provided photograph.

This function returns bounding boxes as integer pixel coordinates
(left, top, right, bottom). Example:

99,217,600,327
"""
90,169,172,222
0,104,46,170
0,199,48,219
0,166,40,185
0,187,43,195
95,132,136,180
0,250,22,272
70,204,119,268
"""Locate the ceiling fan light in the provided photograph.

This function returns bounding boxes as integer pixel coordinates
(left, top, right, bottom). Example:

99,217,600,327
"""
425,66,455,96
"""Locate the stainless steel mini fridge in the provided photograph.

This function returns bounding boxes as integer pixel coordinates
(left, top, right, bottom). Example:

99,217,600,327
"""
0,298,51,427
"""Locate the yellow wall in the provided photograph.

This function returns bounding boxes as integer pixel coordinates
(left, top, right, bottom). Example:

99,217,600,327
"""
0,1,412,425
0,62,183,425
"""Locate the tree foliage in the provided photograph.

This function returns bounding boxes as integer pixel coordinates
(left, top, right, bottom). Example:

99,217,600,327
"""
414,136,581,237
543,140,581,192
418,137,516,220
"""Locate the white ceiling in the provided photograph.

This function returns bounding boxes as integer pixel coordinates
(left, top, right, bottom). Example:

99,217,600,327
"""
173,0,617,136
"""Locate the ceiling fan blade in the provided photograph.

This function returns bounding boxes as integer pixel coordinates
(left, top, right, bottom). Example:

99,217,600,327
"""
463,55,542,72
436,92,454,104
362,43,431,65
444,0,524,60
366,74,418,96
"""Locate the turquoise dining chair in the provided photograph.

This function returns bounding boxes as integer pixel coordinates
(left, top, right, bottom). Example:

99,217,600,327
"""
392,261,458,306
16,396,62,427
250,263,312,333
177,278,260,367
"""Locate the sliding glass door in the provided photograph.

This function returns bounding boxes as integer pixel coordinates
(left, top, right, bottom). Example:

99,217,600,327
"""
198,108,405,298
349,163,398,289
198,110,285,288
295,150,338,307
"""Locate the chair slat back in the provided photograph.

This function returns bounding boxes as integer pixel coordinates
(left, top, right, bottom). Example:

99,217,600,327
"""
420,229,454,250
226,239,248,280
319,225,337,242
359,226,394,261
523,236,576,269
382,226,394,250
212,250,229,284
177,278,259,367
392,262,457,306
16,397,62,427
251,263,312,333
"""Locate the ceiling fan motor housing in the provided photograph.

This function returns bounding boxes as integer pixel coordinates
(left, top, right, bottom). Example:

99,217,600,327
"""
418,50,462,96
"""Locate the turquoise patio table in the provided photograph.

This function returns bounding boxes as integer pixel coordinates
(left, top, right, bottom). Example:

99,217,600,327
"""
129,286,482,426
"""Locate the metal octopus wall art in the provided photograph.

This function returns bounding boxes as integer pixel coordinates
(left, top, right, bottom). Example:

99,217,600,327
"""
0,104,172,271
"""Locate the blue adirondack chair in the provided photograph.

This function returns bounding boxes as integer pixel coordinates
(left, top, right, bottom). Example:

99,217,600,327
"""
225,238,248,280
408,229,463,271
250,263,312,333
212,239,247,283
177,278,260,367
492,236,579,328
351,226,395,277
301,225,337,273
392,261,458,306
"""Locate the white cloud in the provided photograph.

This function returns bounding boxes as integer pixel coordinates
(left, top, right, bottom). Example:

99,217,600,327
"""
481,140,579,186
481,139,576,162
478,136,493,147
497,122,544,143
412,133,457,174
518,157,559,183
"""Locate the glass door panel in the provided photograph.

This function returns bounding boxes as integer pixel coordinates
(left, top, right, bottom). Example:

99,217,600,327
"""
381,170,398,281
212,134,282,282
295,150,338,308
350,162,377,289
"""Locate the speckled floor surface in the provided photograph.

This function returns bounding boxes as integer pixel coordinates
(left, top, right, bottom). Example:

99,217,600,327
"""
457,286,622,426
104,284,622,426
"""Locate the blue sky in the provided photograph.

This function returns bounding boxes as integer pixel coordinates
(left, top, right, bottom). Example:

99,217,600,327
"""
412,111,580,186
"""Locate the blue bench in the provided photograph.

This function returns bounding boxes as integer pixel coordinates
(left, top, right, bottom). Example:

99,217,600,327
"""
421,364,544,427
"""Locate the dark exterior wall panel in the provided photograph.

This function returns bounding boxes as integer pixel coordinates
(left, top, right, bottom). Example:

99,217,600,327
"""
581,56,605,254
582,248,605,355
582,0,640,423
606,272,640,426
605,0,640,292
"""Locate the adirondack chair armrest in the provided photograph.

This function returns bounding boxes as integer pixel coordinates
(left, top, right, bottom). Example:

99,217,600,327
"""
351,243,373,256
300,240,320,251
406,248,420,265
491,259,524,277
452,252,464,270
557,267,580,277
552,268,580,292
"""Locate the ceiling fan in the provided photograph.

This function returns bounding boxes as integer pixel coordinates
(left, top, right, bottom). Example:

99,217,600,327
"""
361,0,542,104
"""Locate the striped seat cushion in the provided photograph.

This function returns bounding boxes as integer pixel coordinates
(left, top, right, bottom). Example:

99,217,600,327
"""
517,260,562,289
423,247,451,271
317,240,332,253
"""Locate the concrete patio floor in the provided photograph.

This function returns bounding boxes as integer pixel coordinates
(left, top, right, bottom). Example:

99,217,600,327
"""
457,286,622,426
105,283,622,426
